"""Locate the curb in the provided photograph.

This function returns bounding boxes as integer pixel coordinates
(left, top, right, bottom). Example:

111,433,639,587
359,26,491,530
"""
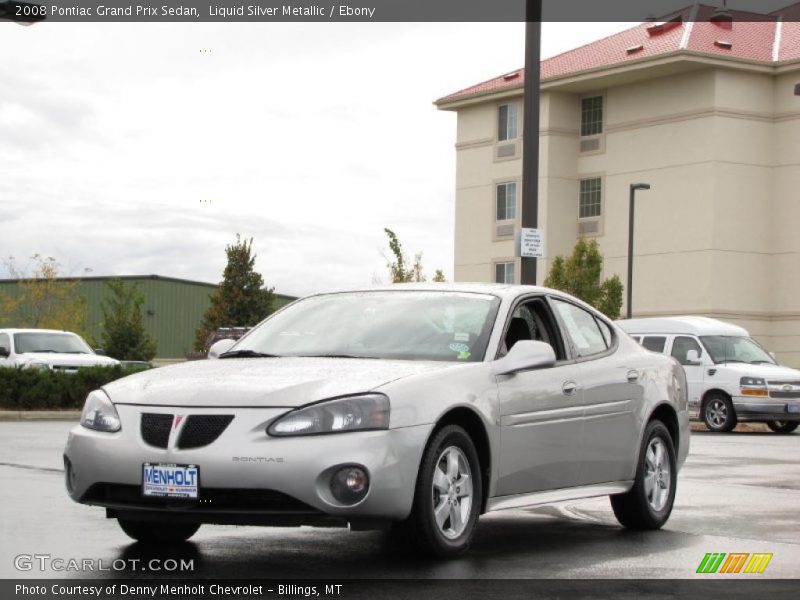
0,411,81,421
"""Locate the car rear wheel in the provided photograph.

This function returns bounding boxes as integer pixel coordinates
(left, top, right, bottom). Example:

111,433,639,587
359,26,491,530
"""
766,420,799,434
117,519,200,543
702,393,737,432
610,420,677,530
395,424,482,558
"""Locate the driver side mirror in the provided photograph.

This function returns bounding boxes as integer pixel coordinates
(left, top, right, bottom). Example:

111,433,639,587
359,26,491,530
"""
0,346,9,358
494,340,556,376
94,348,107,356
208,338,236,359
685,349,702,366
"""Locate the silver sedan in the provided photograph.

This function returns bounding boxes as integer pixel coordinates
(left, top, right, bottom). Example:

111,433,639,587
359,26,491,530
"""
64,284,689,557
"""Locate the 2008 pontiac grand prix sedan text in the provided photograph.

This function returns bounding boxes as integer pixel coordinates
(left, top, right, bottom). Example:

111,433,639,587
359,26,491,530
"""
64,284,689,557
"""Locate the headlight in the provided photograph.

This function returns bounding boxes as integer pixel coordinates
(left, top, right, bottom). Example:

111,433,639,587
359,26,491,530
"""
267,394,390,437
25,361,50,371
740,376,768,397
80,390,121,432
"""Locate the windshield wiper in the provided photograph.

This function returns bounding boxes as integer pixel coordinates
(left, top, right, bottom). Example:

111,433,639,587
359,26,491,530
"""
28,349,57,353
295,354,376,359
218,349,282,359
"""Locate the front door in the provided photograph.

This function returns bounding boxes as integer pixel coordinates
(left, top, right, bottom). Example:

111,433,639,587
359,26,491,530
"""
496,363,585,495
670,335,706,418
495,297,586,495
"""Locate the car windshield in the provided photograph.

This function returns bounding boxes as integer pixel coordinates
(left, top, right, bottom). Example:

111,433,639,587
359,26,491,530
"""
699,335,774,365
13,332,93,354
231,291,501,362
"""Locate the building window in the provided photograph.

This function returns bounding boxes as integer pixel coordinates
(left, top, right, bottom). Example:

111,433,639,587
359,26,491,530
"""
579,178,602,218
498,103,518,141
496,182,517,221
581,96,603,137
495,262,515,284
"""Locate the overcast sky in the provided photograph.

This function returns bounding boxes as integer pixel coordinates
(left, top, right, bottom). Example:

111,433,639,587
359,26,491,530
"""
1,22,631,297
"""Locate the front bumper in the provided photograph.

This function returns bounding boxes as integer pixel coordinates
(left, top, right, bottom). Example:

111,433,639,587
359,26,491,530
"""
732,397,800,422
64,405,433,525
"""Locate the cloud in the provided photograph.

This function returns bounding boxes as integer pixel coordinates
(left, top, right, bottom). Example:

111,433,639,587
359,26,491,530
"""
0,22,629,298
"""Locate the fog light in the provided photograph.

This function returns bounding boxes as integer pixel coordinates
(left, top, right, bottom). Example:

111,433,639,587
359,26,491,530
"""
330,466,369,504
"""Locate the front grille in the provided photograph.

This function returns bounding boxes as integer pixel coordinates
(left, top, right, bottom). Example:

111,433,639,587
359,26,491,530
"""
177,415,234,449
82,483,319,513
768,381,800,399
140,413,173,448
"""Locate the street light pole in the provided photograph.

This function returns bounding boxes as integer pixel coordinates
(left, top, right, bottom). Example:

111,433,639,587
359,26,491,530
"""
520,0,542,285
627,183,651,319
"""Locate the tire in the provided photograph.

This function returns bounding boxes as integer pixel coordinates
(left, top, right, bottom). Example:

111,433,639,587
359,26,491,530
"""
610,420,677,530
702,393,737,432
395,424,482,558
766,420,799,434
117,519,200,543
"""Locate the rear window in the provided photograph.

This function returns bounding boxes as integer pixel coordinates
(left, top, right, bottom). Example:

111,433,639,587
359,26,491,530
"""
641,336,666,353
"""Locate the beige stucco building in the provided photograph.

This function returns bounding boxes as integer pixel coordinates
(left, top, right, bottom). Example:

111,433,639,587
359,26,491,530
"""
435,8,800,366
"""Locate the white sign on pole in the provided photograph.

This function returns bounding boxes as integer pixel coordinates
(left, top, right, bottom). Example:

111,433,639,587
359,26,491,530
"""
519,228,545,258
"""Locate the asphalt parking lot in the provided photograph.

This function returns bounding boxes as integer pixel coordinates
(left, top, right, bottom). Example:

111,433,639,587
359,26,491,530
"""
1,421,798,579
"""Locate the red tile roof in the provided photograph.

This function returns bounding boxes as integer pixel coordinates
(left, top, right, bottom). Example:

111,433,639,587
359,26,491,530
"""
436,4,800,106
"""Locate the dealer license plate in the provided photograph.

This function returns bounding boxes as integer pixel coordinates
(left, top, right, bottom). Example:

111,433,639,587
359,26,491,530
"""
788,404,800,414
142,463,199,499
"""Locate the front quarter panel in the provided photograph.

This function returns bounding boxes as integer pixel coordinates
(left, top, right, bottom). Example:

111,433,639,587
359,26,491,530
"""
378,361,500,495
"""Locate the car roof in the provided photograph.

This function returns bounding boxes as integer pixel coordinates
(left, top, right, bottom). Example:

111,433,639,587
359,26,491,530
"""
308,282,575,303
0,328,78,335
616,316,749,337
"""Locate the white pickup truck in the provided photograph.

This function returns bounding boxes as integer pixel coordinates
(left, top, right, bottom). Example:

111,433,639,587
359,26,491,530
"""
0,328,119,372
618,316,800,434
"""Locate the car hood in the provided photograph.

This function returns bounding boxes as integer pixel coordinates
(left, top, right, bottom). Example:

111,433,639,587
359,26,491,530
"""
22,353,119,368
103,357,456,408
716,362,800,381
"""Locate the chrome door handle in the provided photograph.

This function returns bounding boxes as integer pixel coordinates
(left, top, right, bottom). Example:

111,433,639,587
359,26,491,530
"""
627,370,640,383
562,381,578,396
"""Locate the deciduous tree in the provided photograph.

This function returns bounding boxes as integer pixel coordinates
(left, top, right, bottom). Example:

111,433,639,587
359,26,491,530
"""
0,255,88,335
544,239,623,319
383,228,446,283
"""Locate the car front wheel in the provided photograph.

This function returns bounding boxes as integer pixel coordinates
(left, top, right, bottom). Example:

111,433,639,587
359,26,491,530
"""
767,420,799,434
396,424,482,558
117,519,200,543
610,420,677,530
702,393,737,432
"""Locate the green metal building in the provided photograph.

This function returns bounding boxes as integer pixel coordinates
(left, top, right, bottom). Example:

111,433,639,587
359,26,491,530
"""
0,275,296,360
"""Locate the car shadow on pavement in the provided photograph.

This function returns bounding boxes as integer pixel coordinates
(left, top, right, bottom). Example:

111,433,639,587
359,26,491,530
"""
99,510,697,579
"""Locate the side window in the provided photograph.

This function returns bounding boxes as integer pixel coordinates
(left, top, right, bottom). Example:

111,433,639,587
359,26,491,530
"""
0,333,9,355
596,318,614,348
550,299,608,358
499,298,567,361
671,336,702,365
642,336,666,353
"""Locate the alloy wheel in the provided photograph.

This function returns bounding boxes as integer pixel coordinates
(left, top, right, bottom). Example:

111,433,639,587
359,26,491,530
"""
431,446,473,539
706,398,727,429
643,438,671,512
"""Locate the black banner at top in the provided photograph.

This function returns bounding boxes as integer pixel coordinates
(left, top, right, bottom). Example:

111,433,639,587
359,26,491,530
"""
2,0,800,23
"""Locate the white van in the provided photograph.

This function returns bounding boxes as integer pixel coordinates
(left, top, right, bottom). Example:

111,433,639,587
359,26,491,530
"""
617,317,800,434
